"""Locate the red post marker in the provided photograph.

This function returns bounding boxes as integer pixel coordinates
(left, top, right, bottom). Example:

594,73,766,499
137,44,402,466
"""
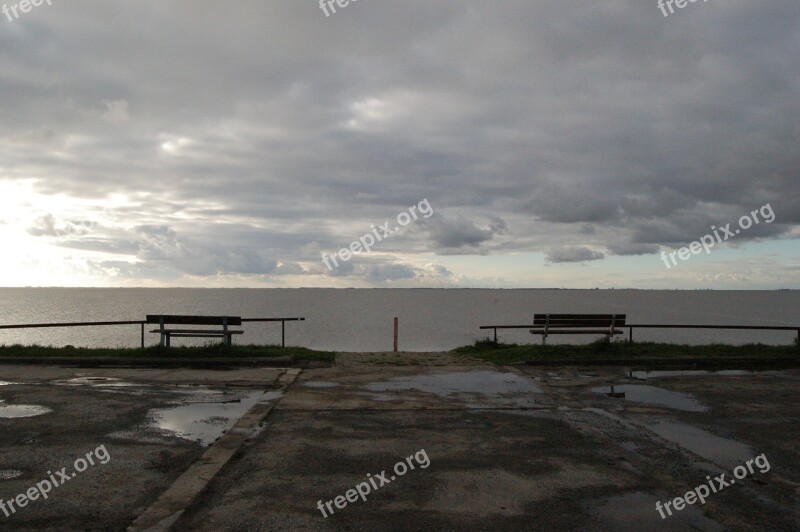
393,317,398,352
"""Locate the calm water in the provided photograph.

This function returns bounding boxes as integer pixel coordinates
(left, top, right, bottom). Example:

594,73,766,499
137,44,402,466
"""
0,288,797,351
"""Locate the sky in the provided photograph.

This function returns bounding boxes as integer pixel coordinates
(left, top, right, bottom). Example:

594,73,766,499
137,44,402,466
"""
1,0,798,289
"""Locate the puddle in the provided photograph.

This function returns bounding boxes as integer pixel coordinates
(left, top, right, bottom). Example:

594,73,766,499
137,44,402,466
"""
302,381,341,388
55,377,140,387
365,371,543,396
148,390,281,446
644,419,753,469
631,370,755,379
359,392,403,402
364,371,542,409
0,382,16,386
591,385,708,412
0,404,52,418
0,470,22,480
593,491,723,531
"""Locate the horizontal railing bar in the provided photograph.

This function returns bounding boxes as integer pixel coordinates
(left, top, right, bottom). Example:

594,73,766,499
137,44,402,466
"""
0,317,305,330
481,324,799,331
0,320,145,330
241,318,305,322
534,314,626,319
480,325,542,329
627,324,800,330
0,316,306,349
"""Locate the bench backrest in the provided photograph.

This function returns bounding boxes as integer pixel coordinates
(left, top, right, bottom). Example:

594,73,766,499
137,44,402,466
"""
533,314,626,327
146,315,242,326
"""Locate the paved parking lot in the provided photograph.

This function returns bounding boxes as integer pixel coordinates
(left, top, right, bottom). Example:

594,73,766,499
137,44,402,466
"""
0,366,285,531
1,358,799,530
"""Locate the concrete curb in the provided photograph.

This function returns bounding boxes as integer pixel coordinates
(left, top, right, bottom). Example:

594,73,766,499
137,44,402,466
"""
127,368,302,531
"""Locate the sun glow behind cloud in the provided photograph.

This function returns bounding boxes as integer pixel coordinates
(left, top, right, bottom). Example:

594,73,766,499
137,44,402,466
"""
0,1,797,288
0,180,140,286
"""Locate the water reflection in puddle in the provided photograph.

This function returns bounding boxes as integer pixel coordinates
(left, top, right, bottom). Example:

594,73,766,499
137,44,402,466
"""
644,419,753,469
148,390,282,446
302,381,341,388
360,392,403,402
591,385,708,412
55,377,140,387
0,404,52,418
631,370,755,379
594,491,723,531
364,371,543,409
0,382,16,386
366,371,543,396
0,470,22,480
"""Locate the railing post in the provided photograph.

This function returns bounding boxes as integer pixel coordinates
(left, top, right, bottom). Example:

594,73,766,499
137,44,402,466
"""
493,327,497,343
393,317,398,352
141,323,144,348
629,326,633,343
281,320,285,348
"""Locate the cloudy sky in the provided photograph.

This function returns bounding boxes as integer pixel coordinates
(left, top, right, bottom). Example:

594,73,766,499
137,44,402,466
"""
1,0,798,288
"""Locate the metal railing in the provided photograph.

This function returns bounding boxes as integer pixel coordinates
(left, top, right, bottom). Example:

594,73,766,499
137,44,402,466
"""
0,317,305,348
480,323,800,344
241,318,305,347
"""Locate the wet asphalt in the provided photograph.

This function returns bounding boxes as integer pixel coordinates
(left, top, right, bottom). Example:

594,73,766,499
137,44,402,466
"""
0,359,798,531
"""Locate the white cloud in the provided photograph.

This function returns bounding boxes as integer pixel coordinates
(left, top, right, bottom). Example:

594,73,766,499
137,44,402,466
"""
0,1,797,287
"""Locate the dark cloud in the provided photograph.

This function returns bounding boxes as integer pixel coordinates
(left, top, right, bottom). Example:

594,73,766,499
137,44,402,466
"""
427,215,505,252
607,242,661,256
0,1,798,285
546,247,605,263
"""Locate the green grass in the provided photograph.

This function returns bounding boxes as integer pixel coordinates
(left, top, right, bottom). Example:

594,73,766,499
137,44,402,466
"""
0,344,336,362
453,338,800,365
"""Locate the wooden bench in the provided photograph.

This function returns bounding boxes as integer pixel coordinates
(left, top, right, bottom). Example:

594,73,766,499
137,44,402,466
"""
146,315,244,348
530,314,626,345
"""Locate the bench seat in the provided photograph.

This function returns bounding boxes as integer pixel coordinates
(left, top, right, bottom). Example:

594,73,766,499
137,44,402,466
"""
528,329,624,335
146,315,244,347
148,329,244,335
529,313,626,345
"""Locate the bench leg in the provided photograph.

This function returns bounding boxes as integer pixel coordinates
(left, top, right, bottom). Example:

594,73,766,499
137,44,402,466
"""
166,333,171,348
225,334,232,348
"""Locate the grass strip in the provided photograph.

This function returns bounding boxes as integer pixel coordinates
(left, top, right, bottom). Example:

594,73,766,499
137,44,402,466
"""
453,338,800,365
0,344,335,362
